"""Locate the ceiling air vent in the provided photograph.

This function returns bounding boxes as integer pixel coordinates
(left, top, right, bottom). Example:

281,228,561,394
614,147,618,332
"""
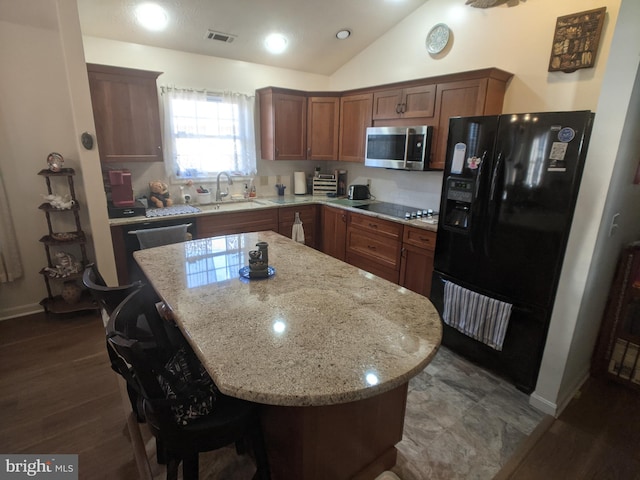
206,30,236,43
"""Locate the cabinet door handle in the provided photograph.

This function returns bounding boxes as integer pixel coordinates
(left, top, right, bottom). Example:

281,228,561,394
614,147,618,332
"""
367,245,377,251
368,223,378,229
419,237,431,242
401,103,407,113
396,104,401,114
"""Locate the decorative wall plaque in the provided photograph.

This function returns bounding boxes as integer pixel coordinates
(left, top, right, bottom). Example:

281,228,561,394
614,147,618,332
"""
548,7,606,73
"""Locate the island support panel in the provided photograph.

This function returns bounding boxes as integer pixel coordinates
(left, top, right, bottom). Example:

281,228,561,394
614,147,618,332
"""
259,383,407,480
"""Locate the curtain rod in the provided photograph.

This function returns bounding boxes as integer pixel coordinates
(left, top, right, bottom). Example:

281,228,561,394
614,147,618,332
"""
160,85,254,98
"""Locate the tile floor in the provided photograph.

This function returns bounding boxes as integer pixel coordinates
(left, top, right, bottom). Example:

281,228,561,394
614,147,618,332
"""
391,346,545,480
144,346,545,479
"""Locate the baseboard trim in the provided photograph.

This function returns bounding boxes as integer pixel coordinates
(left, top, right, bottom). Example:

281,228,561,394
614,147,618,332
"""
0,304,43,321
528,392,557,416
529,369,591,417
555,370,591,416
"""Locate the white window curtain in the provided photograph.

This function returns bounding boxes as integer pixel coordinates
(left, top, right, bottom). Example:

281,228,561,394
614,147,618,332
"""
162,87,257,181
0,168,23,283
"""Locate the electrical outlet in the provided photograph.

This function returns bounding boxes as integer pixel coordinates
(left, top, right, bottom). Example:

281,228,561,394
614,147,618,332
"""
366,179,371,188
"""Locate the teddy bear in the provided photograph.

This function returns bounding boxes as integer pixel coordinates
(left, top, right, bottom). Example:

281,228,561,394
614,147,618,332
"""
149,180,173,208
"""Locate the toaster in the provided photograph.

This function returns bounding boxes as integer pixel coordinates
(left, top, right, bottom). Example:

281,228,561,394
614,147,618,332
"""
347,184,371,200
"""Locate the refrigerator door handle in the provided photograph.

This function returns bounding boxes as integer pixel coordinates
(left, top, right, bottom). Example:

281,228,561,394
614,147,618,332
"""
485,152,504,256
489,152,503,203
469,150,489,253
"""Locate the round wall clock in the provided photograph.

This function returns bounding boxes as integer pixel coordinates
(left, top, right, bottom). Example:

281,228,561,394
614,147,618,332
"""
426,23,451,54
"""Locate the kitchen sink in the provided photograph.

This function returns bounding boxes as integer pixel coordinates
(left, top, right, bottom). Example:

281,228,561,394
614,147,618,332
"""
198,199,271,212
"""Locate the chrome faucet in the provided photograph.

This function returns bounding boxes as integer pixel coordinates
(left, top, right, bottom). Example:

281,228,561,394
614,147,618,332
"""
215,171,233,201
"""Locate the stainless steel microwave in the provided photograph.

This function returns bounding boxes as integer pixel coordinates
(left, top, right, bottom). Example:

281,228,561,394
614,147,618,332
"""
364,126,433,170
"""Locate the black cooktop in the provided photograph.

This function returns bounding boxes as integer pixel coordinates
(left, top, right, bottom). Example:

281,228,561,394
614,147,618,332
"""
353,202,431,219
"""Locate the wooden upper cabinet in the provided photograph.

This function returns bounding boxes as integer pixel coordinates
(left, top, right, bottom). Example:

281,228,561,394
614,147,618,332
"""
373,85,436,120
258,88,307,160
431,71,512,170
307,96,340,161
257,68,512,167
87,64,163,163
339,93,373,163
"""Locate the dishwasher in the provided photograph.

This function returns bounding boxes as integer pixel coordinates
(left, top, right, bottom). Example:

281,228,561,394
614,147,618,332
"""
122,218,198,284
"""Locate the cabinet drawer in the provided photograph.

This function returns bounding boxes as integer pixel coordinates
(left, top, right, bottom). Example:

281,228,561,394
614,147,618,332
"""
197,209,278,238
348,212,403,240
347,228,401,270
403,227,436,251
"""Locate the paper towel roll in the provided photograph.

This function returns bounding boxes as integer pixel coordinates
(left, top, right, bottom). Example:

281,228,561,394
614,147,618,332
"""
294,171,307,195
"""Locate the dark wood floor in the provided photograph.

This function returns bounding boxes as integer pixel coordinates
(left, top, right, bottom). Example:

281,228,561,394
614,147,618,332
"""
497,376,640,480
0,310,138,480
2,310,639,480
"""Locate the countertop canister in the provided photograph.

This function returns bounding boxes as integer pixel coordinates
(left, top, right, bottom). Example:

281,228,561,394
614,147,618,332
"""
294,171,307,195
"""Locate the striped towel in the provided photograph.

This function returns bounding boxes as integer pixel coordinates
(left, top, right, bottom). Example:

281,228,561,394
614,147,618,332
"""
442,281,512,351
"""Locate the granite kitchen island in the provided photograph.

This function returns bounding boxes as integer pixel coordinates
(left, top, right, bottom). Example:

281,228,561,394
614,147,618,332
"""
134,231,442,479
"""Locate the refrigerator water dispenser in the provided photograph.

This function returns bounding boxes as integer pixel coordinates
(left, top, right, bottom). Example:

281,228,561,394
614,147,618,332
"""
443,177,474,231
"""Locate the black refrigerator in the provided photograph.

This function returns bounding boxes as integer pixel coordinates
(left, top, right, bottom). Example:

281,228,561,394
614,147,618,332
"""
430,111,594,393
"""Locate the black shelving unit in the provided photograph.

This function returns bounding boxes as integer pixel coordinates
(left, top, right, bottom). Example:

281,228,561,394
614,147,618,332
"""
37,168,98,315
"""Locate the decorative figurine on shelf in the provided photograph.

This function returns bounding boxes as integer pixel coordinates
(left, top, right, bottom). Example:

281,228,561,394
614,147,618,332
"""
47,152,64,172
61,280,82,304
44,251,81,278
149,180,173,208
42,193,75,209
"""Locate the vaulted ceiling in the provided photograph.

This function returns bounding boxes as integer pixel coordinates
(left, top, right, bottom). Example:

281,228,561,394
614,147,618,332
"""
76,0,429,75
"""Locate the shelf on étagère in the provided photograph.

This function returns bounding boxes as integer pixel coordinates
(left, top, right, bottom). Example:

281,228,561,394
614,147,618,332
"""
39,291,98,315
38,268,84,282
38,202,80,212
38,168,76,177
39,232,87,246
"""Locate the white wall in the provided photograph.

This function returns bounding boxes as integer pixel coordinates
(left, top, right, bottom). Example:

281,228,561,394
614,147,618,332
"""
330,0,618,114
532,0,640,414
0,0,113,318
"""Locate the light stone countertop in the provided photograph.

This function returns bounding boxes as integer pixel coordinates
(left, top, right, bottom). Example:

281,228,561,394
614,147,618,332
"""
109,195,438,232
134,230,442,407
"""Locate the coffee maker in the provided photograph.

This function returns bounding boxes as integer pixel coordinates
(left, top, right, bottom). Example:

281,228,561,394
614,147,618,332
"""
108,170,134,207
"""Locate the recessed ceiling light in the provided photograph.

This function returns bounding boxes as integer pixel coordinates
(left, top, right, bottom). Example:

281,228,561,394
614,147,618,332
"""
134,3,168,31
265,33,288,54
336,29,351,40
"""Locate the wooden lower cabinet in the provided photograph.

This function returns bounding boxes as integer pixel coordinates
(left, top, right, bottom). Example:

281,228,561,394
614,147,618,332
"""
399,227,437,297
321,206,347,261
346,212,403,283
197,209,278,238
278,205,318,249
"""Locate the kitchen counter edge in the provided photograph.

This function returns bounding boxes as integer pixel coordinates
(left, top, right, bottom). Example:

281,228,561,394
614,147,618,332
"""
108,196,438,232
